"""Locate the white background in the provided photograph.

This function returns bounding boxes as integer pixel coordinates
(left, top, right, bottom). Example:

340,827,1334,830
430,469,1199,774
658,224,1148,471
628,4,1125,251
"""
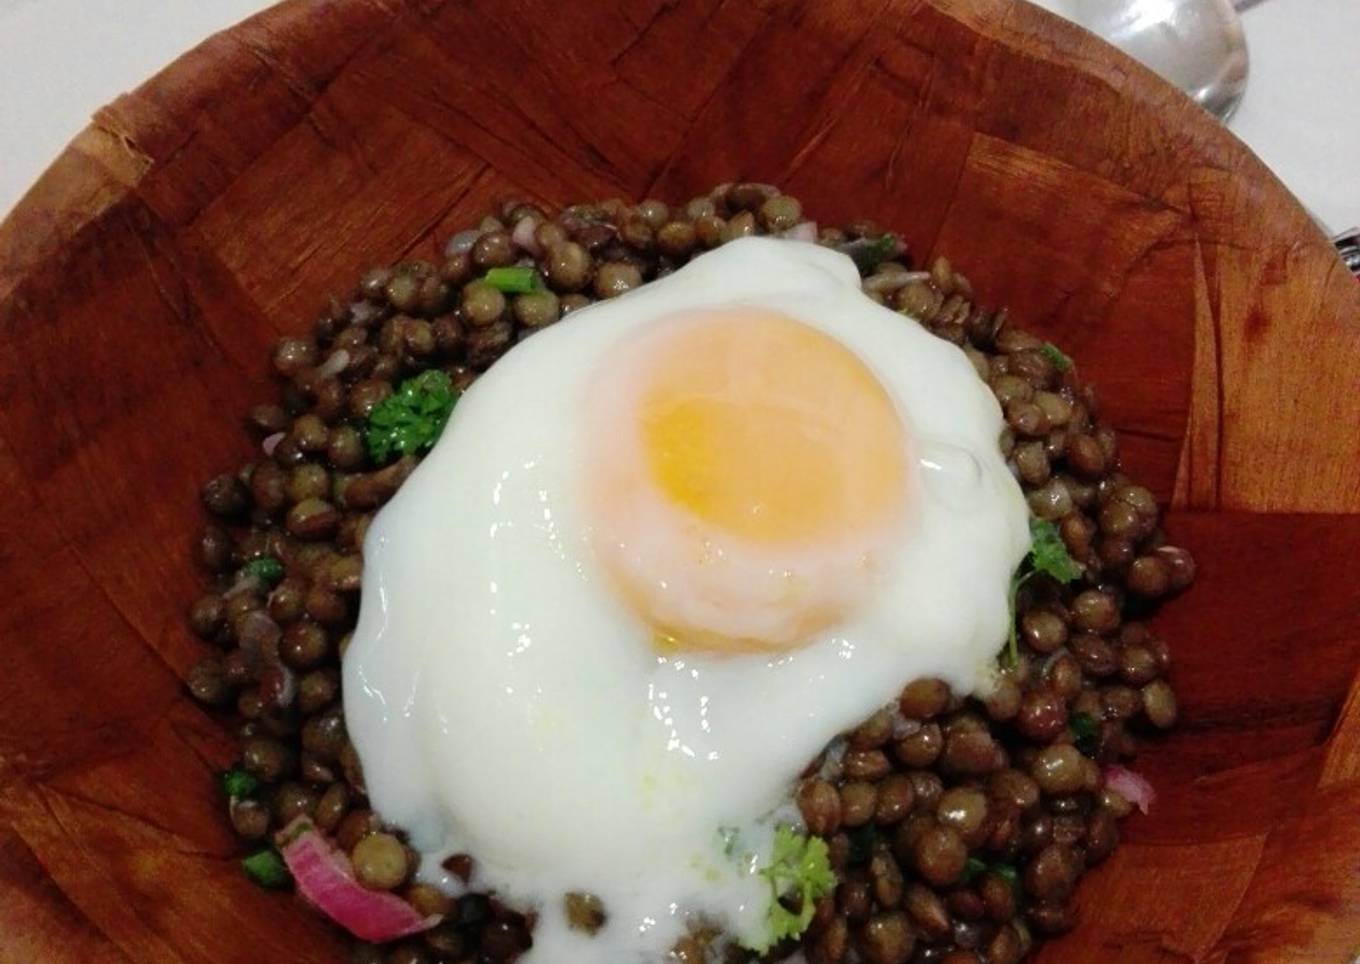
0,0,1356,230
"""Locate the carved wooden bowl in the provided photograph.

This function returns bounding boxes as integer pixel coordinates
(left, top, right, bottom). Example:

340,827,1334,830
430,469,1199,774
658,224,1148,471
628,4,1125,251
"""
1,1,1357,961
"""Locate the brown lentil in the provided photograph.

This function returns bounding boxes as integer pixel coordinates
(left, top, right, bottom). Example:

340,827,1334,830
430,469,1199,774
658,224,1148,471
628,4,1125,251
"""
874,774,915,825
894,722,943,767
899,678,951,719
1030,745,1087,795
798,779,842,836
352,832,409,890
187,657,231,705
913,825,967,886
461,281,506,326
240,737,293,783
840,781,878,828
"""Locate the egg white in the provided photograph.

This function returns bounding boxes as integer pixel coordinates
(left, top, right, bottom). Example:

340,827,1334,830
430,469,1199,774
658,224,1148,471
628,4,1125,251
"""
343,237,1029,962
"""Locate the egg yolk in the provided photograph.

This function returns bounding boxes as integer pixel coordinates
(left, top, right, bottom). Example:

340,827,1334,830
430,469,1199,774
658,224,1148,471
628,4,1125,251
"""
591,308,911,655
638,309,906,547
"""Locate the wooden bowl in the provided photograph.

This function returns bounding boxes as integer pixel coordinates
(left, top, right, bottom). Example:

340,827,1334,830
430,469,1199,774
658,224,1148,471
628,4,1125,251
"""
1,1,1357,961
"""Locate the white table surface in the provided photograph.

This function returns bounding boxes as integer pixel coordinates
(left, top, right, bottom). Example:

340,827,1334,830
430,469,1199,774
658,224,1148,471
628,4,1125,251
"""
0,0,1356,230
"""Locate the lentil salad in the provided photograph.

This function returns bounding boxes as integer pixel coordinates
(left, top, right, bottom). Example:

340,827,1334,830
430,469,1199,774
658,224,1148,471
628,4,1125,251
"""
186,182,1195,964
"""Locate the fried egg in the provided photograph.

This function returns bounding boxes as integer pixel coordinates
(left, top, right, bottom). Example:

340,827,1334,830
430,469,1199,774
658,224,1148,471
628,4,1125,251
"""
343,237,1029,962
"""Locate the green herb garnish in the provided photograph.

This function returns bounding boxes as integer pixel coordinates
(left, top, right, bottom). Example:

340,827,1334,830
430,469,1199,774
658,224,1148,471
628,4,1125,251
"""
961,856,988,884
1040,342,1072,372
1069,712,1098,756
364,369,458,464
483,266,542,293
743,826,837,953
1005,518,1082,664
838,234,899,274
241,848,290,889
992,862,1019,891
220,768,259,800
240,557,284,585
1029,517,1082,583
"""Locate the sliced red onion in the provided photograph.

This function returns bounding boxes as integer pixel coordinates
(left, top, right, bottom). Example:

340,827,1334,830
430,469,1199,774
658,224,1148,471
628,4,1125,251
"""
262,432,286,456
511,216,542,257
349,301,383,327
278,819,438,943
816,739,848,780
781,220,819,242
223,573,263,599
1104,765,1156,814
314,349,350,381
863,270,926,294
891,713,922,741
258,660,296,710
444,229,481,257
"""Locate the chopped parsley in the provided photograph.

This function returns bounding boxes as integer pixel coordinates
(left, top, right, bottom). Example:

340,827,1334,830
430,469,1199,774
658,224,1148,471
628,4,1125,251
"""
241,848,290,889
743,826,837,953
483,266,543,293
220,768,259,800
364,369,459,464
1040,341,1072,372
992,862,1019,891
1029,518,1082,583
961,856,988,884
239,557,284,585
1069,712,1098,756
1005,518,1082,664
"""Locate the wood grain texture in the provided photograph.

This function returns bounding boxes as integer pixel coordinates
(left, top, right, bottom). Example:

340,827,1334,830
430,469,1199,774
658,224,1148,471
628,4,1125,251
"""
0,0,1356,961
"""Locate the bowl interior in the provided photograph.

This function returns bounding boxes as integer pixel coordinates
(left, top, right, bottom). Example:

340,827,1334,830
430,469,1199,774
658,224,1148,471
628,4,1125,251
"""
0,1,1358,961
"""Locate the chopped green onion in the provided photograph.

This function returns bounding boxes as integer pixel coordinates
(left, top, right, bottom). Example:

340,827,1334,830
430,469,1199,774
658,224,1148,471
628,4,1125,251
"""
241,848,290,888
240,557,284,585
1040,342,1072,372
483,266,542,293
220,768,259,800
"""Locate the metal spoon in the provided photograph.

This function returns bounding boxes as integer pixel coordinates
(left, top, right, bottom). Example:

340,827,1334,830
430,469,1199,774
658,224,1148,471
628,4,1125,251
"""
1052,0,1359,274
1060,0,1251,121
1334,227,1360,276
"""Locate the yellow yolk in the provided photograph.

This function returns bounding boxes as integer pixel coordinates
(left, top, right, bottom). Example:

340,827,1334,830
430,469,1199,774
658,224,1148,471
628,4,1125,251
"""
638,309,908,547
590,308,912,655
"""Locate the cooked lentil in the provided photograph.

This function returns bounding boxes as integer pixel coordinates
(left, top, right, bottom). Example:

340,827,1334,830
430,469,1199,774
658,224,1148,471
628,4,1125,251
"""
186,184,1195,963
